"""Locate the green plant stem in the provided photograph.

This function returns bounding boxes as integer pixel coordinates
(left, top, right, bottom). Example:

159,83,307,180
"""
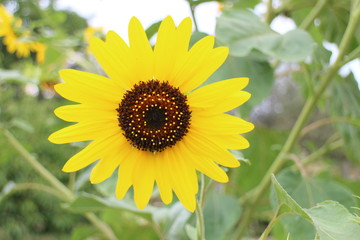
84,213,117,240
196,173,206,240
1,128,117,240
299,0,328,30
232,3,360,239
69,172,76,192
187,0,199,31
301,139,343,166
2,128,74,201
340,45,360,65
258,209,285,240
4,183,67,200
265,0,274,24
300,116,360,137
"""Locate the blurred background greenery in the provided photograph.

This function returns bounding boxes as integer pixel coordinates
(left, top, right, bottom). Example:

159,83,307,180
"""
0,0,359,239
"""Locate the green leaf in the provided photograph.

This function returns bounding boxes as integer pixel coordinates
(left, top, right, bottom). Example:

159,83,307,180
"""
10,119,34,133
190,31,208,48
234,128,288,194
305,201,360,240
271,168,356,209
94,170,117,197
203,191,242,240
185,224,197,240
102,208,159,240
153,202,192,240
329,74,360,163
65,192,153,220
216,10,314,61
0,69,34,83
71,225,100,240
271,174,311,221
271,174,360,240
232,0,261,9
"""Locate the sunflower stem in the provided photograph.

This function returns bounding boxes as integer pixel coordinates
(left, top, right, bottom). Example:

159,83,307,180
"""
299,0,328,30
196,173,206,240
232,2,360,239
264,0,274,24
187,0,199,32
1,128,118,240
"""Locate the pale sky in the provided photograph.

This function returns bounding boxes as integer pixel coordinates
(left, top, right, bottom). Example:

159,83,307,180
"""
55,0,220,40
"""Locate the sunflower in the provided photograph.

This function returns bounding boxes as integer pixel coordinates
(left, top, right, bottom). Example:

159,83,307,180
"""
49,16,254,212
0,5,46,63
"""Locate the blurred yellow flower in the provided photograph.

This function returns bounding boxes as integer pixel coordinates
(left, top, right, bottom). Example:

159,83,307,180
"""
0,5,46,63
84,26,104,43
49,17,254,211
83,26,103,51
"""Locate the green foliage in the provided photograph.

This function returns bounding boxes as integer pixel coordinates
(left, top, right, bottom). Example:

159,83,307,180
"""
271,175,360,240
329,74,360,163
1,0,360,239
203,191,242,240
216,9,314,61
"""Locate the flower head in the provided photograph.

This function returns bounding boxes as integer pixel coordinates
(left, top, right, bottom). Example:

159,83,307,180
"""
49,16,254,211
0,5,46,63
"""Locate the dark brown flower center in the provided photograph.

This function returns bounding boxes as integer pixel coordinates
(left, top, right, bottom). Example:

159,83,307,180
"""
117,80,191,152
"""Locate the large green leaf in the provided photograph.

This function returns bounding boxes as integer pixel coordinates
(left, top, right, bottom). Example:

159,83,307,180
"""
306,201,360,240
203,191,242,240
153,202,192,240
71,225,100,240
216,10,314,62
232,0,261,9
272,168,356,209
329,74,360,163
271,175,311,220
65,192,153,220
271,174,360,240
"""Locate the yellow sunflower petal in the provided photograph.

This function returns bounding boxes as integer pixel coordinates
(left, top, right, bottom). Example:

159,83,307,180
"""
54,104,117,122
128,17,154,81
133,151,155,209
172,147,199,195
206,134,250,150
154,17,192,84
154,152,173,204
105,31,138,88
176,17,192,49
191,113,254,135
115,150,140,199
190,91,251,115
58,69,124,103
89,36,133,89
164,149,196,212
186,129,240,168
174,36,228,92
48,120,119,144
188,77,250,109
62,132,124,172
179,140,229,183
171,35,213,88
90,137,131,184
54,83,120,108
